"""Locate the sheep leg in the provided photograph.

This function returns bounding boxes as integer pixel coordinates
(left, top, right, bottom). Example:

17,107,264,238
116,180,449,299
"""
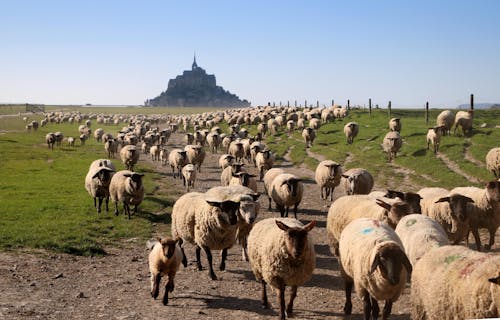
277,283,286,320
320,187,325,200
362,291,372,320
471,227,482,251
260,280,269,309
486,227,496,250
329,188,334,201
268,196,273,210
97,197,103,213
162,275,175,305
105,197,109,212
343,278,353,315
124,203,131,219
219,248,227,271
151,273,161,299
114,202,119,216
195,246,203,271
286,285,297,317
93,197,97,210
382,300,393,319
293,204,299,219
202,246,217,280
180,246,188,267
371,296,380,319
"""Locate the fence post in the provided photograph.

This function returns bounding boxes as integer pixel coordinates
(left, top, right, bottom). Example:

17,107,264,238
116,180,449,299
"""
425,102,429,125
470,94,474,110
287,101,290,107
347,99,350,110
305,100,307,108
316,100,319,108
369,98,372,116
295,100,297,107
388,101,392,118
331,99,334,107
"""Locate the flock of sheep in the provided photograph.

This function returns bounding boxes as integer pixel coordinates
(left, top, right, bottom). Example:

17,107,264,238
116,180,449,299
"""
29,104,500,319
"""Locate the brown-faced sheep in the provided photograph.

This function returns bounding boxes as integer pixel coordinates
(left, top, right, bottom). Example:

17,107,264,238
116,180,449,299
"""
341,168,374,195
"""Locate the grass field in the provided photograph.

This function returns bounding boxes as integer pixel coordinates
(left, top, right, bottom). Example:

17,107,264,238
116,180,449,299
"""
0,106,498,256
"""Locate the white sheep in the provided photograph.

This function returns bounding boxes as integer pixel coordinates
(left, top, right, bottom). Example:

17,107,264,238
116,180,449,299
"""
486,147,500,179
263,168,285,210
255,150,275,181
149,145,160,162
206,132,221,154
93,128,104,142
341,168,374,195
301,127,316,148
171,191,241,280
436,110,455,135
168,148,188,179
411,245,500,319
389,117,402,132
249,141,265,166
181,164,197,192
67,136,75,147
426,126,444,154
339,218,412,319
147,237,183,305
218,154,235,170
228,140,245,162
109,170,145,219
268,173,303,218
309,117,320,130
120,145,140,171
382,131,402,162
247,218,316,320
229,171,258,193
184,144,206,172
315,160,343,201
343,122,359,144
84,159,115,213
394,214,449,266
451,180,500,251
220,163,245,186
159,147,168,166
453,110,473,136
104,138,117,158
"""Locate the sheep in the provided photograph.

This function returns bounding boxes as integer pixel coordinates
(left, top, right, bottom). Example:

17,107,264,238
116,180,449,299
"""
184,133,194,145
84,159,116,213
206,132,221,154
389,117,402,132
54,132,64,146
149,145,160,161
206,185,260,261
309,117,320,130
94,128,104,142
268,173,303,218
229,171,258,193
326,195,410,256
228,140,245,162
171,191,241,280
383,189,423,214
341,168,374,195
394,214,449,266
418,188,475,246
301,127,316,148
486,147,500,179
343,122,359,144
249,141,265,166
109,170,144,219
263,168,286,210
339,218,412,319
218,154,234,170
46,133,56,150
67,136,75,147
221,135,233,153
451,180,500,251
159,147,168,166
247,218,316,320
426,126,444,154
147,237,183,305
315,160,342,201
268,118,279,135
168,149,188,179
181,164,197,192
220,162,245,186
185,144,206,172
255,150,275,181
120,145,140,171
257,122,268,136
436,110,455,135
286,120,295,136
79,134,87,146
453,110,473,136
411,245,500,320
104,138,117,158
382,131,403,162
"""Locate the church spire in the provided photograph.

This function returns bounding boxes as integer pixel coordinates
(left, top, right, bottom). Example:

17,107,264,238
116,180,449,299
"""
192,52,198,70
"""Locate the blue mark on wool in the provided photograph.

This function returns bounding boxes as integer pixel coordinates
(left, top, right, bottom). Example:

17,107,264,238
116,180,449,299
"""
361,227,374,234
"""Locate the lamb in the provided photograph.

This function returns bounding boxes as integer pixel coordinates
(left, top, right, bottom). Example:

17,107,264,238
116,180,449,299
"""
389,117,402,132
247,218,316,320
255,150,275,181
218,154,234,170
341,168,374,195
206,132,221,154
147,237,183,305
171,191,241,280
149,145,160,161
263,168,286,210
67,136,75,147
418,188,475,246
301,127,316,148
249,141,265,166
450,180,500,251
46,133,56,150
220,163,245,186
184,144,206,172
104,138,117,158
343,122,359,144
159,147,168,166
453,110,474,136
339,218,412,319
268,173,303,218
394,214,449,266
109,170,145,219
120,145,140,171
382,131,403,162
181,164,197,192
411,245,500,320
315,160,342,201
84,159,116,213
436,110,455,135
486,147,500,179
426,126,444,154
229,171,258,193
168,149,188,179
326,195,410,255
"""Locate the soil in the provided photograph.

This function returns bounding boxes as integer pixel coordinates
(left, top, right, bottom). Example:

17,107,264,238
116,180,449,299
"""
1,131,498,320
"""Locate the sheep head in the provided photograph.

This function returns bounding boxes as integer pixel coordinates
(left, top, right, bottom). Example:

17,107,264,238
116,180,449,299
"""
326,163,342,178
237,195,260,224
205,199,240,225
159,237,180,259
485,180,500,203
232,172,256,188
376,199,410,228
385,190,422,214
92,167,115,184
123,172,144,189
435,194,474,227
276,220,316,259
281,178,302,197
370,245,412,286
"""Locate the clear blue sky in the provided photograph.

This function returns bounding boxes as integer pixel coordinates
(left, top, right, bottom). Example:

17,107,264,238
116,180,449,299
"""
1,0,499,108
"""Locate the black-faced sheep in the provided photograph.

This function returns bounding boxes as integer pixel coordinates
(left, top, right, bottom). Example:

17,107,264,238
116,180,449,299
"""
168,149,188,179
314,160,342,201
84,159,116,213
268,173,303,218
120,145,140,171
343,122,359,144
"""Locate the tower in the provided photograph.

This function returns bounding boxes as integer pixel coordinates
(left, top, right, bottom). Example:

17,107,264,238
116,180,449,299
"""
192,53,198,70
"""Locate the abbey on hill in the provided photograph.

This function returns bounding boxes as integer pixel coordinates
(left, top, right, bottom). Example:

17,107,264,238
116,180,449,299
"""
145,56,250,107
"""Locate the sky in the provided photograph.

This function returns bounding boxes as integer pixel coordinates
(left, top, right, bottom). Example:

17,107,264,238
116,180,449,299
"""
1,0,499,108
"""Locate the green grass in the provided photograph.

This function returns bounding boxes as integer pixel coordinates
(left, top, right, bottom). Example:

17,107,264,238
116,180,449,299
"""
0,121,174,256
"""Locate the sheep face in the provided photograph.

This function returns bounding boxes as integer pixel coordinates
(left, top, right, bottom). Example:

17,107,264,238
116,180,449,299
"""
435,194,474,225
282,178,302,197
486,180,500,202
385,190,422,214
376,199,410,228
238,199,259,224
92,167,115,186
206,200,240,225
234,172,256,188
230,163,245,174
370,246,411,286
326,163,341,180
123,172,144,191
160,238,179,259
276,220,316,259
343,175,358,195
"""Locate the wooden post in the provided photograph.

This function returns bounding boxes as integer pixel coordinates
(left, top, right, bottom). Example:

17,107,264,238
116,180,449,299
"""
305,100,307,108
470,94,474,110
425,102,429,125
279,101,282,107
295,100,297,107
273,102,275,107
287,101,290,107
388,101,392,118
331,99,334,107
369,98,372,116
316,100,319,108
347,99,350,110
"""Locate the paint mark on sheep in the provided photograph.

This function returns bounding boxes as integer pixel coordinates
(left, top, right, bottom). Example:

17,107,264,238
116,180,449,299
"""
444,254,463,265
361,227,374,234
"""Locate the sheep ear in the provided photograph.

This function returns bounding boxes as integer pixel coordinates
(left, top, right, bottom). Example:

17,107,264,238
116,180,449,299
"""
463,196,474,203
435,197,450,204
370,254,380,274
133,173,145,177
341,174,349,179
205,200,222,208
275,220,290,232
251,193,261,201
488,276,500,285
400,251,413,275
486,181,497,189
375,199,391,211
123,173,133,178
248,174,257,178
303,220,316,232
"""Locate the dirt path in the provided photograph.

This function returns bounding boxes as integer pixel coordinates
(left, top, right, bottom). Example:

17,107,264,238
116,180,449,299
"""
463,139,485,167
436,152,484,184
